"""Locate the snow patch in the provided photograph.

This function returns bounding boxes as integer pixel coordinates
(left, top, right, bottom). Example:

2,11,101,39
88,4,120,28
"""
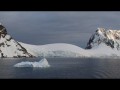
5,35,11,40
14,58,50,68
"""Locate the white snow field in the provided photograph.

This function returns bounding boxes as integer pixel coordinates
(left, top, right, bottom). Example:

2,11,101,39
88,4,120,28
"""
20,42,120,58
19,42,91,58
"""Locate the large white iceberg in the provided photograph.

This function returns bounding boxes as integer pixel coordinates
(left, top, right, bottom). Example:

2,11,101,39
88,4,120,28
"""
14,58,50,68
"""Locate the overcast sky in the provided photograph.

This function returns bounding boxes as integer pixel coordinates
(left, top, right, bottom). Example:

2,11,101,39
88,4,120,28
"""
0,11,120,48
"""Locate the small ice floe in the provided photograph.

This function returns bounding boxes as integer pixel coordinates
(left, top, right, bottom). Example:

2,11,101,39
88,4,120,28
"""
14,58,50,68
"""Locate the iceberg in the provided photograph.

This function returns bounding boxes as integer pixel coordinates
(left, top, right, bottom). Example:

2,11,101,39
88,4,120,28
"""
14,58,50,68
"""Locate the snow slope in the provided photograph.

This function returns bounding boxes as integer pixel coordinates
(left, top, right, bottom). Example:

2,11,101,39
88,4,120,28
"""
19,42,120,58
20,42,91,58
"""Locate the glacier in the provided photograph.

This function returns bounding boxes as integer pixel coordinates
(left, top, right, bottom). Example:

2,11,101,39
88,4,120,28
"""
19,42,91,58
19,42,120,58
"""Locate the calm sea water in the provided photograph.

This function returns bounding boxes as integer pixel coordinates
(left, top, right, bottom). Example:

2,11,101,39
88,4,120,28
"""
0,58,120,79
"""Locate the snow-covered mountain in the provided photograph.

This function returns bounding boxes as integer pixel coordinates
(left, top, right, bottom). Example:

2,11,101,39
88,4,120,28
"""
84,28,120,58
1,24,120,58
0,24,34,58
86,28,120,50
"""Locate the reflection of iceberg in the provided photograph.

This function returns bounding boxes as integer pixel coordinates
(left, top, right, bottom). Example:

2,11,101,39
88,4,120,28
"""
14,58,50,68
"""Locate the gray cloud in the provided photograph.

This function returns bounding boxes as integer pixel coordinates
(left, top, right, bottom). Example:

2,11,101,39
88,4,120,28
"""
0,11,120,48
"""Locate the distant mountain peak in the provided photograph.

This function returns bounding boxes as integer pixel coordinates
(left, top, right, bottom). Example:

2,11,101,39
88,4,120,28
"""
85,28,120,50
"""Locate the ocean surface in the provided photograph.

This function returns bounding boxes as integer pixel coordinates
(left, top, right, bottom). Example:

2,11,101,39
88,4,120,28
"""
0,57,120,79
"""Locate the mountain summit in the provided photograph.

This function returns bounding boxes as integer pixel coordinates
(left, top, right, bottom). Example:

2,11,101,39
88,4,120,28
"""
86,28,120,50
0,24,34,58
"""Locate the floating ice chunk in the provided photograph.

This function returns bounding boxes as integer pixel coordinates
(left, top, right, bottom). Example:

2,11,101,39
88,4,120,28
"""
14,58,50,68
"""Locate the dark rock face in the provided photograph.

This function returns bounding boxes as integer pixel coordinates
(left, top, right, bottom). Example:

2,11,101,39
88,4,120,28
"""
85,28,120,50
0,25,7,38
0,24,35,58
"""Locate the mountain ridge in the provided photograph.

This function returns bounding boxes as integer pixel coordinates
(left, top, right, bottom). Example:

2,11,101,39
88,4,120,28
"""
1,24,120,58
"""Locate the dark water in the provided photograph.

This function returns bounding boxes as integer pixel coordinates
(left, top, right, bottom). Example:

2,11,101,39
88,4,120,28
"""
0,58,120,79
